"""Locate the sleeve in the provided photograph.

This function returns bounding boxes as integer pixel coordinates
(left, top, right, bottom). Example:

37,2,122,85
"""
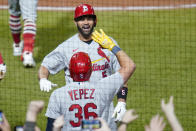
41,45,68,75
46,118,55,131
45,91,61,119
99,72,124,101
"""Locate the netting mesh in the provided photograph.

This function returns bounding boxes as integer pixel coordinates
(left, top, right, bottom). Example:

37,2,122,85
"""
0,0,196,130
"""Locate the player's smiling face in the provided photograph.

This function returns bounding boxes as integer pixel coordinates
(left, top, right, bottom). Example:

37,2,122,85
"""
75,15,96,40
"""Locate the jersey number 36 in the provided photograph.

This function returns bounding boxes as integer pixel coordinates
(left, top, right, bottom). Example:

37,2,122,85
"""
69,103,97,127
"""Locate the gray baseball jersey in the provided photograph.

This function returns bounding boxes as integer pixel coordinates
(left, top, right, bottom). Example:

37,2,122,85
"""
42,33,120,83
42,33,121,130
45,72,123,131
8,0,38,22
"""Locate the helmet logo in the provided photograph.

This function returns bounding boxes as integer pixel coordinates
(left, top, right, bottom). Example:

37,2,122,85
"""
83,5,88,12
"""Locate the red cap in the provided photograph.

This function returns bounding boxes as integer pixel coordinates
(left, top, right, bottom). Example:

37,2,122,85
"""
69,52,92,82
74,4,96,19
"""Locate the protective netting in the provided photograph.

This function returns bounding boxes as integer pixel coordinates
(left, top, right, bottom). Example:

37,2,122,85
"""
0,0,195,130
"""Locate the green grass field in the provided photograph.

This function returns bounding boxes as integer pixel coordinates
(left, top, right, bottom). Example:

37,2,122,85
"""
0,8,196,130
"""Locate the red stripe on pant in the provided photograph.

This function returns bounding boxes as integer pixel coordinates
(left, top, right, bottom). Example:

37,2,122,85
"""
9,15,21,44
10,15,20,18
23,33,35,52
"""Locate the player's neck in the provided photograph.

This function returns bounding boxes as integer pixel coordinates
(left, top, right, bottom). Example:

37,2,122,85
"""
78,33,92,42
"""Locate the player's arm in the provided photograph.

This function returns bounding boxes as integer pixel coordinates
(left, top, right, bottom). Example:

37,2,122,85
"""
117,84,127,102
92,29,135,83
110,45,129,102
38,65,57,92
110,47,129,119
38,65,49,79
115,50,135,83
92,29,136,122
38,46,67,92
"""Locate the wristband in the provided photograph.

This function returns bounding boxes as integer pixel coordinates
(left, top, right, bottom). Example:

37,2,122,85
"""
24,121,36,131
117,87,128,100
112,46,121,54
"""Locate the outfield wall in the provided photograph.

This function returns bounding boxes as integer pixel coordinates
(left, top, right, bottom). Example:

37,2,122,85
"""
1,0,196,7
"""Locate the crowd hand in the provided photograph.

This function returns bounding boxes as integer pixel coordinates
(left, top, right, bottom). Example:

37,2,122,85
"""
0,113,11,131
92,29,116,51
40,78,57,92
94,118,111,131
161,96,183,131
122,109,138,123
27,101,45,115
25,100,44,123
112,102,126,122
161,96,174,114
145,114,166,131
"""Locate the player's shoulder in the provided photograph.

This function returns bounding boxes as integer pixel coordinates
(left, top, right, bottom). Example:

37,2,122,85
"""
55,82,79,91
57,33,77,45
52,85,68,95
109,36,119,46
65,34,80,43
57,34,80,48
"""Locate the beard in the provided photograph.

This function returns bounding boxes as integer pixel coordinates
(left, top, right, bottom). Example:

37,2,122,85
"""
77,24,94,39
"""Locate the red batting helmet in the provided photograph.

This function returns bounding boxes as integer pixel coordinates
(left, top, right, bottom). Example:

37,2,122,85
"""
69,52,92,82
74,4,96,20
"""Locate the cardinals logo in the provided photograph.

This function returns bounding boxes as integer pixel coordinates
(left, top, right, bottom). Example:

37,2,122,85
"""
97,47,110,62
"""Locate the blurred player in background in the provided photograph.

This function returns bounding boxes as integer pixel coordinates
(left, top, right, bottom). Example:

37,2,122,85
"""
0,53,6,80
45,41,135,130
8,0,38,67
38,4,136,130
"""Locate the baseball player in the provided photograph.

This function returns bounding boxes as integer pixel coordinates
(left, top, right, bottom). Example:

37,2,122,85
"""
39,4,136,130
0,53,6,80
8,0,38,67
45,41,134,131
